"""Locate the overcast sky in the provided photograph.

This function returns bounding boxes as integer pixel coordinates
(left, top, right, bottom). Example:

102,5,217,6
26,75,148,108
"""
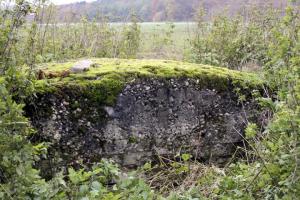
51,0,95,5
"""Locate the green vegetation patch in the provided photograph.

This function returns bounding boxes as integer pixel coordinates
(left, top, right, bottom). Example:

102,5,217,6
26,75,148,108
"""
35,58,265,105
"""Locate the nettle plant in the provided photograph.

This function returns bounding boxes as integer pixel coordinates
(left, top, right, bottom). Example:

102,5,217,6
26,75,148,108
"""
32,8,142,62
191,4,281,71
214,5,300,199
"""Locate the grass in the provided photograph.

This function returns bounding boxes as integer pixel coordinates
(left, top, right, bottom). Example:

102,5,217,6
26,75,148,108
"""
109,22,197,60
111,22,196,49
137,22,196,60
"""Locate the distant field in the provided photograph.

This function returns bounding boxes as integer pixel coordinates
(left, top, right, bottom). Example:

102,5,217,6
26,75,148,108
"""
140,22,196,45
111,22,197,60
37,22,197,61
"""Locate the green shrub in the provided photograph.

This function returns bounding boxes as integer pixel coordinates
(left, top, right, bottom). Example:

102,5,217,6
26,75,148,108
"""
190,5,281,70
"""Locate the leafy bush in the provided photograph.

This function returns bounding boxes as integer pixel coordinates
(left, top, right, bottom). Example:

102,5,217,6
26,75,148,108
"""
202,4,300,199
32,8,141,62
190,5,281,70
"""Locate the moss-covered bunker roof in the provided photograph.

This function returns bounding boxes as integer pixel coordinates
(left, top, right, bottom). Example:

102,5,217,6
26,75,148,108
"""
35,58,264,105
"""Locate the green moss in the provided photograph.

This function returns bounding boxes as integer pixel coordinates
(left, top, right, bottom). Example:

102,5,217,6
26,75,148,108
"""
35,58,265,105
128,136,138,144
70,100,80,110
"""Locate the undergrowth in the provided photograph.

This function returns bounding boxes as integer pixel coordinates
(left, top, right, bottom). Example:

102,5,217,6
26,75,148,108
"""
0,0,299,199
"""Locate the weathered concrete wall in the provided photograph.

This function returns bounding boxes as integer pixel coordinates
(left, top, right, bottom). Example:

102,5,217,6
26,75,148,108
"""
26,78,260,169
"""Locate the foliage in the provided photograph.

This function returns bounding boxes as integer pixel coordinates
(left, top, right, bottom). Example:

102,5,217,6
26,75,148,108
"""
53,0,199,22
144,22,180,59
0,0,299,199
190,4,281,70
0,1,149,199
32,9,141,63
119,14,141,59
50,0,287,23
202,4,300,199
